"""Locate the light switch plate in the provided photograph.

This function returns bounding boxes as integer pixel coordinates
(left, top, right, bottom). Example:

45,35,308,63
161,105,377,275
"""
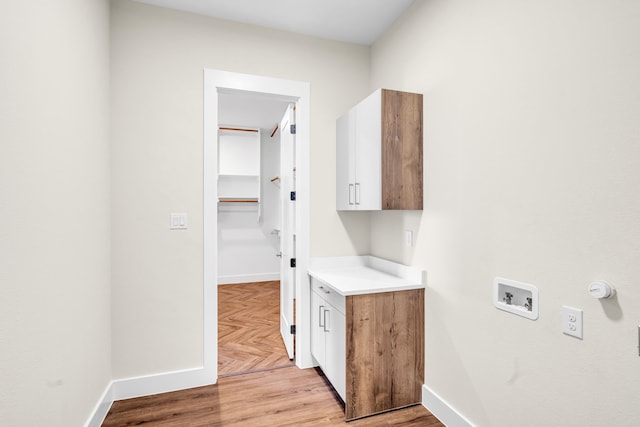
170,213,188,230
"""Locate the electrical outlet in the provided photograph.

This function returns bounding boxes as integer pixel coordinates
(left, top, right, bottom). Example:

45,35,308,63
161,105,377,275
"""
562,305,583,339
404,230,413,247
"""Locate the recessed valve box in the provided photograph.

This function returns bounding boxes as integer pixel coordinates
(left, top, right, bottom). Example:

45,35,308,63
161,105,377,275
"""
494,277,539,320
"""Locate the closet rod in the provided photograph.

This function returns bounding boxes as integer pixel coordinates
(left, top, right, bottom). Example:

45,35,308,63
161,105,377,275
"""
270,124,279,138
219,127,259,133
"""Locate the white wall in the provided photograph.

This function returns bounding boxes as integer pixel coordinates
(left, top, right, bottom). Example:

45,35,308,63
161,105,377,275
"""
370,1,640,425
110,0,370,379
217,130,278,284
218,205,279,283
0,0,112,425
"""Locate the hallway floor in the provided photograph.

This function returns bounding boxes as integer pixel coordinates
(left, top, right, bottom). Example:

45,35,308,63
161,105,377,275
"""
101,281,444,426
102,365,443,426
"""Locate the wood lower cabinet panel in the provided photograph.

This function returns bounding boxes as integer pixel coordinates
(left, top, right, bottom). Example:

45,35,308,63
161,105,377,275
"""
345,289,425,420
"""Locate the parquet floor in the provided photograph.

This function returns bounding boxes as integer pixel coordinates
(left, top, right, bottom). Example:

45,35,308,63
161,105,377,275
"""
218,281,294,376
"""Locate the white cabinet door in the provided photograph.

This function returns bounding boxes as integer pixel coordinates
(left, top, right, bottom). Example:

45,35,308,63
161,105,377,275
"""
336,90,382,211
310,290,326,368
311,284,346,402
325,305,346,401
354,89,382,210
336,110,354,210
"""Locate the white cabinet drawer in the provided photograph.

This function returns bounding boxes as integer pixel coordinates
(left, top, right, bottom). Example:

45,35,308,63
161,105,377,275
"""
311,278,345,314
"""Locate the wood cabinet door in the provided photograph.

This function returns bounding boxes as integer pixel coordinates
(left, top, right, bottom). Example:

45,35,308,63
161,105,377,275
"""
345,289,424,420
381,89,423,210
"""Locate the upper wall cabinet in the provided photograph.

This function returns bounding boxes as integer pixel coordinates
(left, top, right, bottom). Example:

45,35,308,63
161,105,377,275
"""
336,89,423,211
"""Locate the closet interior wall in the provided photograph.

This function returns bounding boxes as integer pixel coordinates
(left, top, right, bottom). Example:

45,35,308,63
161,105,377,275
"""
217,127,281,285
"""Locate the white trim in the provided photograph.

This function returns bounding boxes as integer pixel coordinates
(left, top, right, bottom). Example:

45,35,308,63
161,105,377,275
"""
84,368,218,426
218,272,280,285
423,384,476,427
204,69,313,378
203,70,219,382
83,382,114,427
111,367,216,401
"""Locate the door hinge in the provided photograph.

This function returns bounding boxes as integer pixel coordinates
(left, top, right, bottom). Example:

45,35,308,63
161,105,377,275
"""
290,191,296,201
290,258,296,268
290,324,296,335
290,124,296,134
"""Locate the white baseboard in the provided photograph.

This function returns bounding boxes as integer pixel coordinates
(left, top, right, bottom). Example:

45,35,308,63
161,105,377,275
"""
84,382,114,427
112,367,216,401
423,384,475,427
218,272,280,285
84,367,216,426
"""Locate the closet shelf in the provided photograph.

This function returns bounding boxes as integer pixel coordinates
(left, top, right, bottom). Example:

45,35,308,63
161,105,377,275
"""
218,174,259,179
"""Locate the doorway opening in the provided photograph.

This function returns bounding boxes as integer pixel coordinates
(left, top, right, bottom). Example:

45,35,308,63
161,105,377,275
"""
203,69,312,383
216,94,295,377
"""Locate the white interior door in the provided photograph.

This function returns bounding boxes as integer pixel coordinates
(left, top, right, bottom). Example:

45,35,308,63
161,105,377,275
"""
279,104,296,359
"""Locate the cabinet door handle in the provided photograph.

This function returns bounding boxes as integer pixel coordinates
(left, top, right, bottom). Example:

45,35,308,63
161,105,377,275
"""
355,182,361,205
319,305,325,328
323,308,331,332
348,184,355,205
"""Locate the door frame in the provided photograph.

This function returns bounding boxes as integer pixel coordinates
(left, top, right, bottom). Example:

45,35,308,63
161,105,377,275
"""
203,69,312,381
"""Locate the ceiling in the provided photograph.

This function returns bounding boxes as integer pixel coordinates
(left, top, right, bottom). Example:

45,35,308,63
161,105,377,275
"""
133,0,415,45
218,91,292,130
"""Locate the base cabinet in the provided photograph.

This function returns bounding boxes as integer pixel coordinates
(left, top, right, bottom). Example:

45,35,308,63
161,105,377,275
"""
310,279,424,421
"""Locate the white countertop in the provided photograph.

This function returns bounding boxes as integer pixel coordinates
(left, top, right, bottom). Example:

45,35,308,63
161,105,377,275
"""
308,256,425,296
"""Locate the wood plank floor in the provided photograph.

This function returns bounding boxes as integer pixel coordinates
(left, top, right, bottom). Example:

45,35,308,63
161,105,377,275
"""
218,281,294,376
102,281,444,426
102,365,444,426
